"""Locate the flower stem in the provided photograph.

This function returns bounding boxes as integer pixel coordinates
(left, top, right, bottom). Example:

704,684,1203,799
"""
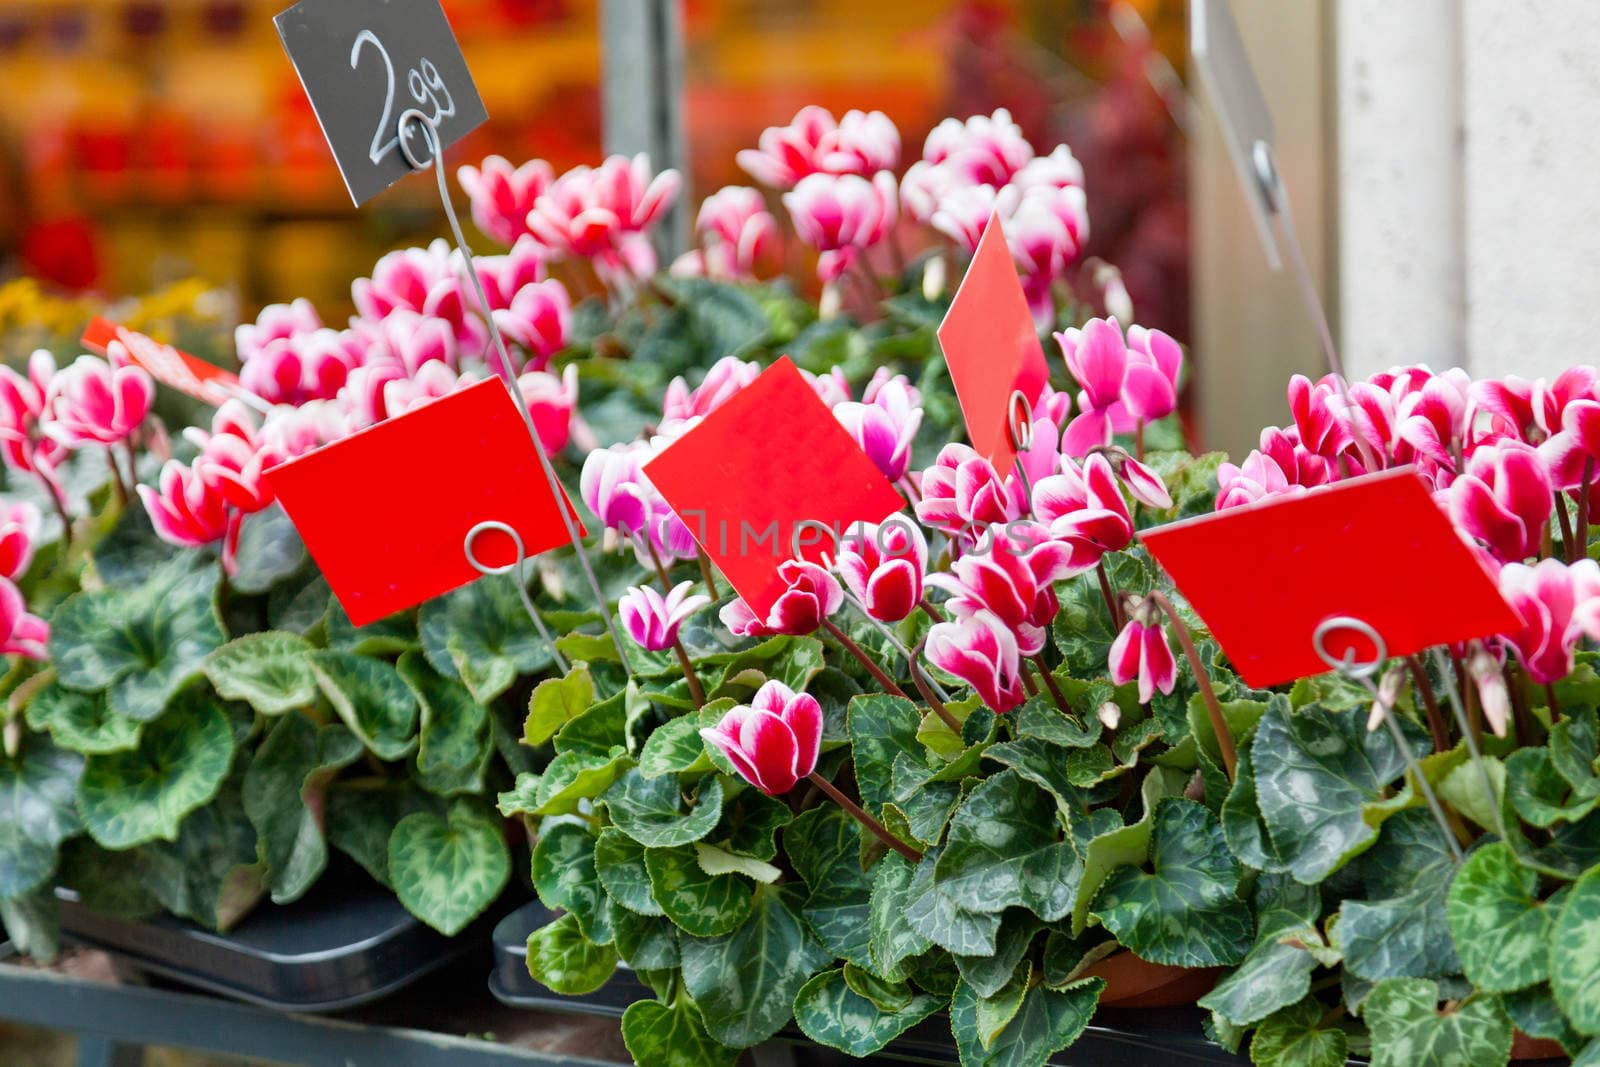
106,451,129,507
1149,591,1236,780
1030,655,1073,716
1506,659,1539,744
909,664,962,734
1095,562,1124,630
644,538,674,595
918,597,944,624
1555,488,1577,562
808,772,922,863
1546,682,1562,724
821,618,910,701
672,637,705,708
1405,655,1450,753
1579,458,1594,562
41,472,72,549
1135,419,1146,463
695,547,721,599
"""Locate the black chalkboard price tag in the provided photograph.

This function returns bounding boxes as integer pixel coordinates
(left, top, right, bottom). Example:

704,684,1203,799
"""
274,0,489,206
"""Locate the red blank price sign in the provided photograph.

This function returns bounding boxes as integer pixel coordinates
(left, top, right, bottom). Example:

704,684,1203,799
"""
265,378,580,626
936,211,1050,474
644,357,905,617
1140,467,1518,689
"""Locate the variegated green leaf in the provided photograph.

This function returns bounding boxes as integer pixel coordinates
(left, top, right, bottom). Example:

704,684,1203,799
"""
399,652,491,797
604,768,723,848
645,844,753,937
77,688,234,848
388,800,509,935
242,711,362,904
793,968,941,1057
1446,841,1551,993
1249,997,1348,1067
1552,865,1600,1034
0,738,83,898
307,651,419,761
419,576,555,703
786,806,872,969
203,632,316,716
948,976,1104,1067
1338,808,1460,980
531,822,612,944
25,683,141,754
524,665,594,747
1363,978,1512,1067
526,911,617,994
621,997,736,1067
594,827,662,916
934,770,1081,921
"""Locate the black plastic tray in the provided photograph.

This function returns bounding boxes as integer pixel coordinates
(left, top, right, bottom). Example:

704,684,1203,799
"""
59,870,515,1014
489,902,1250,1066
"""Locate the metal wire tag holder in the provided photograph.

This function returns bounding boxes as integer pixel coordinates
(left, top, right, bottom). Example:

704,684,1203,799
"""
1312,615,1463,863
397,109,632,677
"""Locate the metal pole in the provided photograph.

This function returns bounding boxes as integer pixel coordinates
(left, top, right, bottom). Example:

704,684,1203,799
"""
600,0,689,258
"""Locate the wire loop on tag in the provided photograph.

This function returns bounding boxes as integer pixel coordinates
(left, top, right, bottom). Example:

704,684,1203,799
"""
792,519,840,564
397,108,441,170
1007,390,1034,451
464,520,568,674
1312,614,1386,680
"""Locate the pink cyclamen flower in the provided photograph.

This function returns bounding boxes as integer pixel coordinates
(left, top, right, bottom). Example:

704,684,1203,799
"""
1109,604,1178,704
139,459,233,555
915,443,1027,543
1032,453,1134,560
526,155,680,274
519,364,579,455
1539,398,1600,491
0,351,66,477
352,241,458,323
1215,426,1330,510
580,443,655,538
925,609,1026,713
492,279,571,373
619,581,711,652
1394,370,1471,468
1448,440,1553,564
458,155,554,248
719,560,844,638
927,534,1089,655
45,353,155,446
0,500,40,580
930,184,1017,255
698,679,822,795
1007,186,1089,324
834,394,922,483
1287,374,1357,462
782,171,898,283
921,108,1034,187
0,577,47,660
1496,558,1600,686
737,105,839,190
660,357,760,434
240,328,361,406
835,520,928,623
234,298,321,362
682,186,777,281
1054,318,1180,456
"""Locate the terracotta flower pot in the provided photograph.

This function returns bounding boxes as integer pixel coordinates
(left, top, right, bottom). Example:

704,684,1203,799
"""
1081,950,1221,1007
1509,1030,1566,1061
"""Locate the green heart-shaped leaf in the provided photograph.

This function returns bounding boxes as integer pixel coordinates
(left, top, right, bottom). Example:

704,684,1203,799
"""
308,651,419,761
786,806,872,969
242,711,362,904
1198,873,1324,1027
1249,997,1349,1067
594,827,663,916
1446,840,1551,993
1091,797,1252,967
1363,978,1512,1067
639,713,715,778
903,846,1001,957
324,781,442,887
399,652,491,797
948,976,1104,1067
0,738,83,898
420,575,554,702
524,665,595,747
848,693,923,816
604,769,723,848
388,800,510,935
1252,701,1426,883
25,682,141,754
613,908,679,970
134,779,265,931
203,632,316,715
229,505,307,594
935,770,1081,921
52,565,225,721
1339,808,1461,980
793,967,942,1057
532,822,612,943
1507,747,1599,826
680,883,833,1048
77,688,234,848
645,844,753,937
1552,864,1600,1034
526,911,617,994
621,997,736,1067
1067,764,1186,934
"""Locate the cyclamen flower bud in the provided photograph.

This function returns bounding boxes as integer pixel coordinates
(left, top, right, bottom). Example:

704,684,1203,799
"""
698,680,822,795
1366,664,1407,732
619,581,710,652
1108,601,1177,705
1466,640,1512,740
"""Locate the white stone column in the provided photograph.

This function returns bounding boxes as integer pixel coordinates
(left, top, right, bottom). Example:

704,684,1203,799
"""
1336,1,1465,378
1461,0,1600,381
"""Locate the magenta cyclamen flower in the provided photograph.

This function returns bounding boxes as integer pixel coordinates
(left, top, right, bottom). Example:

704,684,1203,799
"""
619,581,711,652
675,186,777,282
526,154,681,283
921,108,1034,188
1109,605,1178,704
235,298,322,362
0,500,40,581
580,444,655,538
1539,398,1600,490
0,351,66,479
1448,440,1552,564
139,460,233,555
1055,318,1181,456
45,353,155,446
1498,558,1600,689
457,155,554,248
518,365,579,455
1215,426,1330,510
1032,453,1134,560
927,535,1088,655
352,241,458,324
836,521,928,623
834,392,922,483
725,560,843,637
782,171,898,283
699,680,822,795
492,279,571,373
0,577,47,660
925,609,1026,713
915,443,1027,543
240,327,362,406
660,356,761,433
736,106,901,191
